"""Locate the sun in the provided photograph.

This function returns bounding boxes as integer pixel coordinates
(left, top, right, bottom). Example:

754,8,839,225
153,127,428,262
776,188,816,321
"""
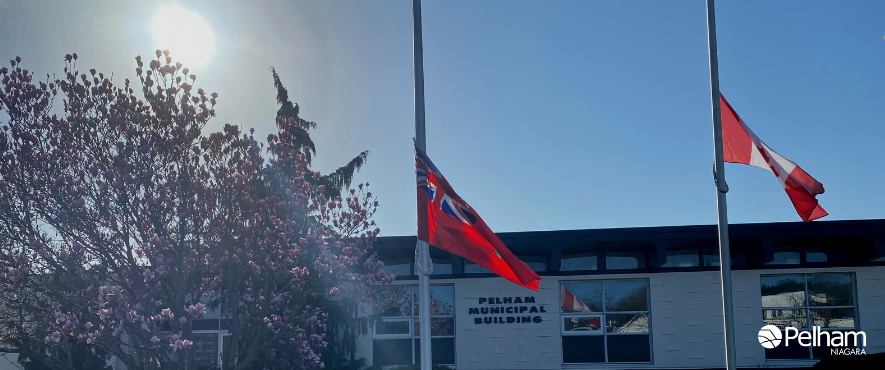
151,4,216,68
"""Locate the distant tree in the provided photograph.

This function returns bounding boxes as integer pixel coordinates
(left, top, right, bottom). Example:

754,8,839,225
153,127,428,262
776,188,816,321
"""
269,68,368,200
0,51,394,370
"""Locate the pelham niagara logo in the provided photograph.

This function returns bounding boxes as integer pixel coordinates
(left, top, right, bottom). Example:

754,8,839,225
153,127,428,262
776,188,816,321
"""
758,325,782,349
758,325,866,356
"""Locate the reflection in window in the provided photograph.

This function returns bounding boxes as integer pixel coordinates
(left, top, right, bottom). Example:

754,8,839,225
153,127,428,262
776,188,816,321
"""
382,257,412,276
768,245,801,265
372,286,412,317
561,282,602,312
605,280,649,312
760,275,805,307
663,247,699,268
808,274,853,307
372,285,455,366
192,333,220,369
760,274,857,360
560,253,597,271
703,247,746,266
805,248,846,263
560,280,651,363
413,285,455,316
563,316,601,332
606,252,645,270
430,257,452,275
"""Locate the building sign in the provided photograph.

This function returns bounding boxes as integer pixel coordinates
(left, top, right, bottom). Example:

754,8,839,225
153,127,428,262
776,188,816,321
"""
468,296,547,324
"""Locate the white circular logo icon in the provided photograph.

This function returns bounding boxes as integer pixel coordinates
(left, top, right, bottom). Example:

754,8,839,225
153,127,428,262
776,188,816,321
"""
758,325,782,349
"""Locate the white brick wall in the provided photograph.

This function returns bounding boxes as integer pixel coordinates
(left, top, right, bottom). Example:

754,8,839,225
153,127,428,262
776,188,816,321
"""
360,266,885,369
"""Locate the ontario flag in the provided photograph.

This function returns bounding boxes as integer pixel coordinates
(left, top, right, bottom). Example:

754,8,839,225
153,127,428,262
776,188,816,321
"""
720,94,827,222
416,145,540,291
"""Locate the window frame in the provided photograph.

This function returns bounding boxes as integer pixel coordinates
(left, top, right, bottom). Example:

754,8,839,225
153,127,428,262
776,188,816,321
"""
371,285,456,367
560,279,653,364
191,329,229,369
760,273,859,360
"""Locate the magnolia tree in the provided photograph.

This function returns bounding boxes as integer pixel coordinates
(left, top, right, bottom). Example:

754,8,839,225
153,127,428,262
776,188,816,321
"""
0,51,395,370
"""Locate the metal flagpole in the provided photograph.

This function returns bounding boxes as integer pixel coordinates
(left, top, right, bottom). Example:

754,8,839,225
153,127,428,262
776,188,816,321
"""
705,1,737,370
412,1,433,370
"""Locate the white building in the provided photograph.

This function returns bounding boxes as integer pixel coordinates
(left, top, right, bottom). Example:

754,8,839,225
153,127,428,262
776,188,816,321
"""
360,219,885,369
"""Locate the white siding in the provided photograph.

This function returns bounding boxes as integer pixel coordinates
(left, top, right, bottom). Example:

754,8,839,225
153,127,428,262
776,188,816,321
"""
359,266,885,369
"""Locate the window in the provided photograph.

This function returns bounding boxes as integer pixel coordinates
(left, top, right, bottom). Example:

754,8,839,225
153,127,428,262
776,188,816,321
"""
382,256,413,276
767,246,801,265
372,285,455,367
560,252,598,272
430,256,453,275
761,274,858,359
561,280,651,363
605,252,646,270
702,247,747,267
662,247,699,268
805,247,846,263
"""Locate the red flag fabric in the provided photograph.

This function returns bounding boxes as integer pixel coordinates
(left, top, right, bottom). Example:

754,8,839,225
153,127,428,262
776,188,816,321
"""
416,146,540,291
720,94,827,222
561,286,592,312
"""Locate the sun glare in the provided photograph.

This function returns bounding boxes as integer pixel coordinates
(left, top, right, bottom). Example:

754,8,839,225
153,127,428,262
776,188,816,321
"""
151,4,216,68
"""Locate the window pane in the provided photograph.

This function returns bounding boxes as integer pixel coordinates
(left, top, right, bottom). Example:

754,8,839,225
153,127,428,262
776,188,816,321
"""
808,274,853,307
663,248,699,267
414,285,455,316
560,253,597,271
604,281,649,312
806,248,846,263
376,319,410,335
761,275,805,307
605,313,649,333
191,319,220,331
811,308,855,328
192,333,218,368
768,246,801,265
382,257,412,276
222,335,232,368
762,309,807,329
414,318,455,336
765,337,810,359
562,336,604,363
373,286,411,316
606,252,645,270
563,316,602,332
702,248,746,266
607,335,651,362
373,339,412,366
414,338,455,365
561,282,603,313
429,257,452,275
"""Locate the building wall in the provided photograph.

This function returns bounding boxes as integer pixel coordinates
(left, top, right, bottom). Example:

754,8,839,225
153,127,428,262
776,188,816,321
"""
362,265,885,369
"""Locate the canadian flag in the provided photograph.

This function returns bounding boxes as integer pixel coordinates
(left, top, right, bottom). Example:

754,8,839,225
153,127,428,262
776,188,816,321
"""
561,285,592,312
720,94,827,222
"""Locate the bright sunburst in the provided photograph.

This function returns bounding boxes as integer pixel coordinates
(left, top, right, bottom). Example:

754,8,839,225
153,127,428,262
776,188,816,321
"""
151,4,216,68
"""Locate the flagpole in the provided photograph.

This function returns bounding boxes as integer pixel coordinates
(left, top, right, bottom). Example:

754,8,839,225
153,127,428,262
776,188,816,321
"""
412,1,433,370
706,1,737,370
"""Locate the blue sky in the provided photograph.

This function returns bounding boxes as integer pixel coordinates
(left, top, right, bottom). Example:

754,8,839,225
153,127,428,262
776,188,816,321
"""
1,0,883,236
